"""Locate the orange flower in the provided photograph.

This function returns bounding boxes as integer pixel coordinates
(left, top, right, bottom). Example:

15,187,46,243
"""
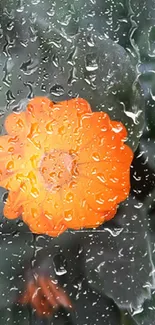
0,97,133,236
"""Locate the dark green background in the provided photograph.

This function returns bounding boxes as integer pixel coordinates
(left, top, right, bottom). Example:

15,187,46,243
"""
0,0,155,324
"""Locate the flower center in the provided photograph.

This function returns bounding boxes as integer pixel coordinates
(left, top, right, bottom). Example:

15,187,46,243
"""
39,149,76,191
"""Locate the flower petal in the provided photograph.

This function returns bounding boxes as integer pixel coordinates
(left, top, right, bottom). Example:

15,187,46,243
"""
78,127,132,164
25,98,54,147
42,98,91,151
0,135,22,157
78,160,131,199
42,191,63,224
26,97,54,123
0,154,24,190
62,183,117,229
22,196,65,237
0,135,26,189
5,111,28,137
3,190,23,219
50,98,92,126
72,176,118,213
77,111,111,149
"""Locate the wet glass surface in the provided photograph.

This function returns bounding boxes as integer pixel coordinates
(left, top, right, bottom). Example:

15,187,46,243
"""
0,0,155,324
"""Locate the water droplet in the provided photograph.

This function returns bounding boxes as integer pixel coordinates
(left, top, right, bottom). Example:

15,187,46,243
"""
6,161,14,171
134,202,143,209
131,215,138,221
31,187,39,198
17,220,24,227
97,173,106,183
104,227,123,237
95,192,105,205
52,54,59,68
8,146,14,154
12,99,29,113
58,125,65,135
47,7,55,17
31,0,40,4
16,118,24,129
47,3,56,17
20,183,27,192
0,27,3,39
148,26,155,55
84,72,97,88
132,306,144,316
86,34,95,47
92,152,100,161
65,192,74,203
6,90,15,103
8,136,18,144
28,171,37,185
95,261,106,273
27,123,40,140
59,13,72,27
50,84,64,97
7,21,14,31
112,124,123,133
20,58,39,75
16,173,24,182
31,208,38,218
46,121,54,134
85,53,98,72
120,101,142,125
0,110,5,118
2,191,8,204
68,67,78,85
3,58,14,86
64,210,73,221
53,254,67,276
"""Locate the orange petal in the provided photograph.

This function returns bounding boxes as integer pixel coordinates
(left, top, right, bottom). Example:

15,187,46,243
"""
70,97,92,116
65,176,118,216
78,160,131,200
26,282,47,317
0,135,22,158
26,97,54,122
42,192,63,225
77,158,132,212
37,277,58,308
43,129,78,153
0,153,25,190
18,291,30,305
22,194,65,236
61,182,110,228
41,103,80,151
3,190,23,219
77,111,111,149
50,98,92,126
29,218,66,237
78,126,133,165
15,169,47,202
110,120,127,140
44,278,72,309
5,111,28,137
25,98,54,146
42,98,92,152
19,281,52,316
42,190,63,217
22,202,48,233
0,135,25,188
40,191,67,236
